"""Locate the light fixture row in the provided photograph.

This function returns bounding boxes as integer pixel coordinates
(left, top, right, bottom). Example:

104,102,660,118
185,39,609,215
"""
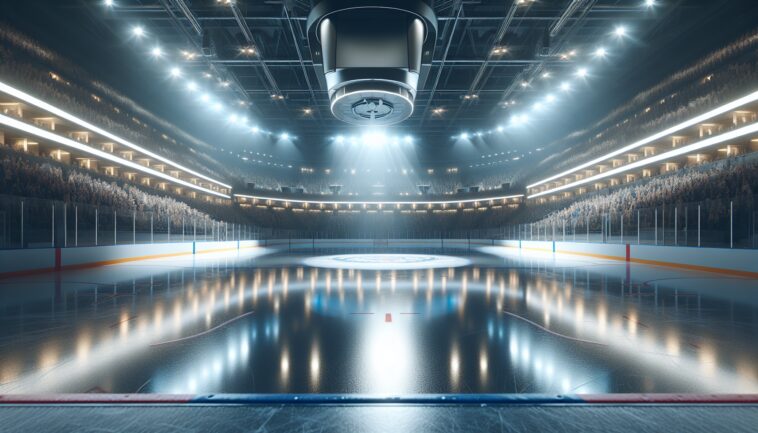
453,0,661,140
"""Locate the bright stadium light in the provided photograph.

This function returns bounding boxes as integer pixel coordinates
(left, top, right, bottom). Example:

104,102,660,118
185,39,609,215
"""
151,46,163,58
545,94,556,103
280,132,290,140
511,114,528,125
169,67,181,78
228,114,238,123
594,47,607,57
200,93,211,102
251,126,260,134
131,26,145,37
361,131,388,146
645,0,655,7
403,135,413,144
186,81,198,92
212,102,223,112
576,67,589,77
614,25,627,37
104,0,115,7
460,132,469,140
560,82,571,92
496,125,504,133
335,135,345,144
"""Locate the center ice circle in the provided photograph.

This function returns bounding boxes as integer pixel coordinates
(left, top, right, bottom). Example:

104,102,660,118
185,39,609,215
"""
302,254,470,270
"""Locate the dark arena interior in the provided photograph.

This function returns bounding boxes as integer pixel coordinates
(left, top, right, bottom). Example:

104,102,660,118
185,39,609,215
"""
1,0,758,431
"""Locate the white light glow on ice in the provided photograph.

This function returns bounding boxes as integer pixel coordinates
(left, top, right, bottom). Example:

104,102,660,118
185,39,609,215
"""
303,254,470,270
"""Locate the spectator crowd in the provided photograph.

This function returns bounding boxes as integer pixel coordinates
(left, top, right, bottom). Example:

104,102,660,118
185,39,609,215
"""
0,147,237,229
526,152,758,229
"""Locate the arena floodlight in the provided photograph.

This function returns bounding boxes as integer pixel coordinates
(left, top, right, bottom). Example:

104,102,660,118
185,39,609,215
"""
403,135,413,144
528,122,758,199
560,82,571,92
511,114,529,125
614,25,627,37
645,0,655,7
186,81,198,92
169,67,181,78
576,67,588,77
527,88,758,189
545,94,556,103
212,102,223,112
280,132,290,140
362,131,387,146
335,135,345,144
251,126,260,134
151,46,163,57
594,47,607,57
131,26,145,37
0,114,230,198
460,132,469,140
0,80,232,189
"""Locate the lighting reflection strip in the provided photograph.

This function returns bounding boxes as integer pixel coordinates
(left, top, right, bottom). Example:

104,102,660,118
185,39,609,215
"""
0,80,232,189
0,114,231,199
233,193,524,206
528,122,758,199
527,89,758,189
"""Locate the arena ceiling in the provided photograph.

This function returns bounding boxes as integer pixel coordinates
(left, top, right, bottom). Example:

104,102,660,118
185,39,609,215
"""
90,0,702,141
3,0,757,170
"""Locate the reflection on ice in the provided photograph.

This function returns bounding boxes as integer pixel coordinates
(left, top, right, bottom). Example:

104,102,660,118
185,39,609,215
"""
0,249,756,394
